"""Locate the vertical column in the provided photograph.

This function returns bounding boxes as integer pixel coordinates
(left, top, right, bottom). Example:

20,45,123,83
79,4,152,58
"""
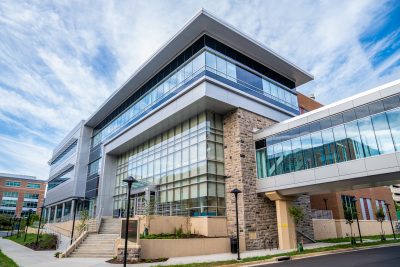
276,199,297,249
70,200,76,220
61,202,65,220
47,207,51,223
266,192,297,250
53,205,57,223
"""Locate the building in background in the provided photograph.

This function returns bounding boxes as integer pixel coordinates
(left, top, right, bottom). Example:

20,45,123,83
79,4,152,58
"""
0,173,46,217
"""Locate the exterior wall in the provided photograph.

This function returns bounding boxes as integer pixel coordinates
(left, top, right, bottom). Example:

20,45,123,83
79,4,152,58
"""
293,195,315,242
223,108,279,250
140,238,230,259
297,92,323,114
310,187,398,221
0,176,46,216
312,219,338,240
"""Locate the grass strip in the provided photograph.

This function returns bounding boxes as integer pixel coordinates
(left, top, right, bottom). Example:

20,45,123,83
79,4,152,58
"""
0,250,18,267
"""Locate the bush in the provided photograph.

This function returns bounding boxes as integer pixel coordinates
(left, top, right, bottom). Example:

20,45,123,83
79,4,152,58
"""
0,215,12,229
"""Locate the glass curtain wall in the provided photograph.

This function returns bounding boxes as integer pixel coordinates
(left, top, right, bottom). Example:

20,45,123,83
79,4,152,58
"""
256,95,400,178
92,50,298,147
114,111,225,216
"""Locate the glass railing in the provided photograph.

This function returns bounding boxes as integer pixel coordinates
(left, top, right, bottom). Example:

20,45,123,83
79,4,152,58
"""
92,49,299,147
256,97,400,178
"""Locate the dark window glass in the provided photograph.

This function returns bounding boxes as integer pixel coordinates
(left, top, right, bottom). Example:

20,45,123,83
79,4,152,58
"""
266,146,276,177
342,110,356,123
330,114,344,127
333,125,351,162
273,143,284,175
319,118,332,129
256,148,267,178
236,66,263,90
301,134,314,169
354,105,370,119
345,120,365,159
357,117,380,157
255,139,266,149
382,95,400,111
291,137,304,171
371,113,395,154
386,107,400,151
282,140,293,174
368,100,384,114
321,128,337,165
311,131,325,167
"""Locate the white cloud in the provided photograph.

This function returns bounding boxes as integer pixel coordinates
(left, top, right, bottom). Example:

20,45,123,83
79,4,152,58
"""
0,0,399,179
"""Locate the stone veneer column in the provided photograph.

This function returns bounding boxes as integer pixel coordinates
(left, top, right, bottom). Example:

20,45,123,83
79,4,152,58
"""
223,108,278,250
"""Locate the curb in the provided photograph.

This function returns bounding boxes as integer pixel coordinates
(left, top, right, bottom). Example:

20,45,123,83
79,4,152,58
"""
218,242,400,267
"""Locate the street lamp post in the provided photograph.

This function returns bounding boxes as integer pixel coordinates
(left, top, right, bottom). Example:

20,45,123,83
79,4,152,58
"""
351,198,363,244
24,209,33,242
123,176,137,267
17,217,22,237
6,216,13,237
231,188,242,261
384,203,396,240
70,199,80,245
36,204,46,247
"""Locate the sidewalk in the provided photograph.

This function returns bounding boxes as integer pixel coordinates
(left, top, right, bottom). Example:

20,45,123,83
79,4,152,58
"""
0,237,384,267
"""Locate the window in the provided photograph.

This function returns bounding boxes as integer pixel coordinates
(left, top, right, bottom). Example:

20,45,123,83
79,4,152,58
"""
256,149,267,178
24,193,39,199
342,195,356,219
2,192,18,198
5,181,21,187
311,131,325,167
386,107,400,151
1,199,17,207
23,201,38,209
88,159,101,176
345,120,365,160
358,117,380,157
27,183,41,189
371,113,395,154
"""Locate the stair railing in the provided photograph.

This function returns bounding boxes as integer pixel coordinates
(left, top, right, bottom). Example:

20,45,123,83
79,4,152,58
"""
95,207,103,233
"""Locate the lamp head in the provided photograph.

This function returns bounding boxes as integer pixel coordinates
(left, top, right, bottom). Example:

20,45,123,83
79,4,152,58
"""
123,176,138,187
230,188,242,195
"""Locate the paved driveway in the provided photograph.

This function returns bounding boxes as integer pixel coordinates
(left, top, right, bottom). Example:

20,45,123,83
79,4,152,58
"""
253,245,400,267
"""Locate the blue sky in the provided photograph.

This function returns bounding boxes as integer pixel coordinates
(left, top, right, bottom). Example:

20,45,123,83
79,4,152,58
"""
0,0,399,180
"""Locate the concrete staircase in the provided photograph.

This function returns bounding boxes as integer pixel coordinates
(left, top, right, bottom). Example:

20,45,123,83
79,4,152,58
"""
69,217,120,258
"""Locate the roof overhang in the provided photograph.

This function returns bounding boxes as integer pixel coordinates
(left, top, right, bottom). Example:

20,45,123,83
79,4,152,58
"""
85,9,313,128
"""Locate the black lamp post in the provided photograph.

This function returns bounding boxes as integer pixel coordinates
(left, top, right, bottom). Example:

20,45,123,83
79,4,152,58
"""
123,176,137,267
6,216,13,237
24,209,33,242
231,188,242,261
384,203,396,240
36,204,46,246
17,217,22,237
351,198,363,244
70,198,80,245
323,198,328,211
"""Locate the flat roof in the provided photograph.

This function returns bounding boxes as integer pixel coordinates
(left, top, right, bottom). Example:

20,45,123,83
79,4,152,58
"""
254,79,400,140
0,173,43,182
85,9,313,128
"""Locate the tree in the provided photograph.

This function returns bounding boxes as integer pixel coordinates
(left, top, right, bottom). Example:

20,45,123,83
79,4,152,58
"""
375,208,386,241
288,205,304,252
344,207,356,245
0,214,12,230
76,210,89,236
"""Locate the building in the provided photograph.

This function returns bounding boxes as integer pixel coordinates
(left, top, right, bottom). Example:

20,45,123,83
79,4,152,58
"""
297,91,398,223
43,9,400,256
0,173,46,217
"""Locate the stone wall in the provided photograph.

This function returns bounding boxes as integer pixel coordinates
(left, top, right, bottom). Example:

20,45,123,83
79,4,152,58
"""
223,108,278,250
293,195,315,243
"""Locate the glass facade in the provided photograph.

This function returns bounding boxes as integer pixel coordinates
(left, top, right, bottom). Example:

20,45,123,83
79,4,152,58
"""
48,167,74,191
49,140,77,166
91,49,298,148
114,112,225,216
256,94,400,178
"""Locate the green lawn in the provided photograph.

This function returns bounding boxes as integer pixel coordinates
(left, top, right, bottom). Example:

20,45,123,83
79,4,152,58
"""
319,234,396,243
5,233,57,250
156,239,400,267
0,250,18,267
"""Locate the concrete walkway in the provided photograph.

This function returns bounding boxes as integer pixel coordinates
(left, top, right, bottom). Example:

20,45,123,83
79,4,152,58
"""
0,237,383,267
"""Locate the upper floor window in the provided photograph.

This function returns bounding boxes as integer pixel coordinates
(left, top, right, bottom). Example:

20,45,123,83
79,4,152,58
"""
88,159,101,176
24,193,39,199
2,192,18,198
27,183,41,189
5,181,21,187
